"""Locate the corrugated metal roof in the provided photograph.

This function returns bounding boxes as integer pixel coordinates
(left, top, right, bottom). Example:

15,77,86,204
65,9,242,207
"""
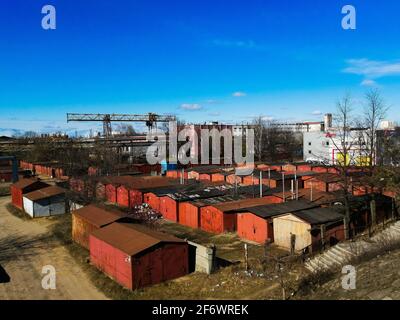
91,222,186,256
98,175,177,190
311,173,341,183
187,165,224,174
211,196,284,213
243,200,319,218
291,207,344,225
73,204,127,227
24,185,65,201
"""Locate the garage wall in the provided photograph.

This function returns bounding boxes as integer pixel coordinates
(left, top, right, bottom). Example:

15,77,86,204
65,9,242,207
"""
23,197,34,217
273,214,312,251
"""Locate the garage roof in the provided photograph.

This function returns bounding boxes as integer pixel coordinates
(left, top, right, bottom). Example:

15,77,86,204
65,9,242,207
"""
12,178,48,189
91,222,186,256
237,200,319,218
72,204,127,227
24,185,65,201
291,207,344,225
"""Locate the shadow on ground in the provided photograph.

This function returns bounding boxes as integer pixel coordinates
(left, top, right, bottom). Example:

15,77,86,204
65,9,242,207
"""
0,234,55,264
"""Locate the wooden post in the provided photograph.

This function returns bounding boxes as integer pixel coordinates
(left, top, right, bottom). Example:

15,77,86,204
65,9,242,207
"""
344,216,350,240
291,180,294,200
268,168,271,188
392,197,396,221
290,233,296,255
371,199,376,228
244,243,249,271
234,174,238,197
252,174,255,198
320,224,326,251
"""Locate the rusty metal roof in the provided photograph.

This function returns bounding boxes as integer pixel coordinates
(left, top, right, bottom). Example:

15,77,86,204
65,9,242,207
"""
310,173,341,183
24,185,65,201
102,175,178,190
210,196,283,212
12,178,49,190
91,222,186,256
73,204,127,227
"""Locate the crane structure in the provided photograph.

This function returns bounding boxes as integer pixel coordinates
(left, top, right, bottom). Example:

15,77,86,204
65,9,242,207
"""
67,112,176,137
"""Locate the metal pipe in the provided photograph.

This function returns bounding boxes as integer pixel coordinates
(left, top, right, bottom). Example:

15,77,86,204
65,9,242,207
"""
260,171,263,198
291,180,294,200
268,168,271,188
282,172,285,202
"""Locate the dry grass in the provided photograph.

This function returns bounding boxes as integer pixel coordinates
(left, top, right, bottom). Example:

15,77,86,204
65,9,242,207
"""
47,214,301,300
5,203,31,220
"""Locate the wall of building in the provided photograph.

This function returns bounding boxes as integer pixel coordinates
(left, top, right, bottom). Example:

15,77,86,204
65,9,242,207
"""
273,214,312,251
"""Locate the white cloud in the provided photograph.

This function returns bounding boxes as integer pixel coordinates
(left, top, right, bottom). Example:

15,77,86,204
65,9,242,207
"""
180,103,202,111
343,58,400,79
360,79,378,87
208,112,221,117
311,110,323,116
232,92,247,97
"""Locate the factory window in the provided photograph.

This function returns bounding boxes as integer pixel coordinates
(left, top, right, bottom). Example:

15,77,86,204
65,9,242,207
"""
326,141,329,146
308,150,312,154
308,142,311,146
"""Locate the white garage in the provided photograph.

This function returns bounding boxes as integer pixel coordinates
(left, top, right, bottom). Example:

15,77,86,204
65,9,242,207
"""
23,185,66,218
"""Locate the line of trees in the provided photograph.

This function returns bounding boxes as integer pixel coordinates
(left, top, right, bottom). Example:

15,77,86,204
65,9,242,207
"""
252,117,302,163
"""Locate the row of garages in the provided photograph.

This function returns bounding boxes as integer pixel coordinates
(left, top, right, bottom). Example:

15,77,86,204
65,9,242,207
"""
20,160,67,179
66,166,384,250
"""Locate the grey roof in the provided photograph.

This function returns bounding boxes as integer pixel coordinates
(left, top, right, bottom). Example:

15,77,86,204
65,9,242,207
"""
241,200,318,218
291,207,344,225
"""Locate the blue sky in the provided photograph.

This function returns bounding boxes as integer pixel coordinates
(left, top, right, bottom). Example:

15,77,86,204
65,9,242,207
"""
1,0,400,135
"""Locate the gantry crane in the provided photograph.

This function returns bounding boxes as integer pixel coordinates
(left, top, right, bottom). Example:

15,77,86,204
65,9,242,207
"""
66,113,176,137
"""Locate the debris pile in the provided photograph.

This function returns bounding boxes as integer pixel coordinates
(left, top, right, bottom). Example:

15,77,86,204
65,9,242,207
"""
130,203,162,222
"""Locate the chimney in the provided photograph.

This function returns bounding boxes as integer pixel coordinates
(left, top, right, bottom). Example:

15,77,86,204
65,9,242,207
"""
324,113,332,131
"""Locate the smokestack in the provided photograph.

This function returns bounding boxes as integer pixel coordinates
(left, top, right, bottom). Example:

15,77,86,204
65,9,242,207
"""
324,113,332,131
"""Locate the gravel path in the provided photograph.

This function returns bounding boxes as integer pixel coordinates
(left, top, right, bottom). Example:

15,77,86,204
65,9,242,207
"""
0,196,107,300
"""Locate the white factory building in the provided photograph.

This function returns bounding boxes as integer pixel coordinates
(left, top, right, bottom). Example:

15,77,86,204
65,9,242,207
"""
303,114,370,165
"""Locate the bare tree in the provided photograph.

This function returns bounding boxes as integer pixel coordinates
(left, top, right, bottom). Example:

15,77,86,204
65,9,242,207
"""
328,93,355,239
252,117,301,162
252,116,265,162
363,89,388,167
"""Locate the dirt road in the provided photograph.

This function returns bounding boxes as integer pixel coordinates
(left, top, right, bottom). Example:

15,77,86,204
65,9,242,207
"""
0,196,107,300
